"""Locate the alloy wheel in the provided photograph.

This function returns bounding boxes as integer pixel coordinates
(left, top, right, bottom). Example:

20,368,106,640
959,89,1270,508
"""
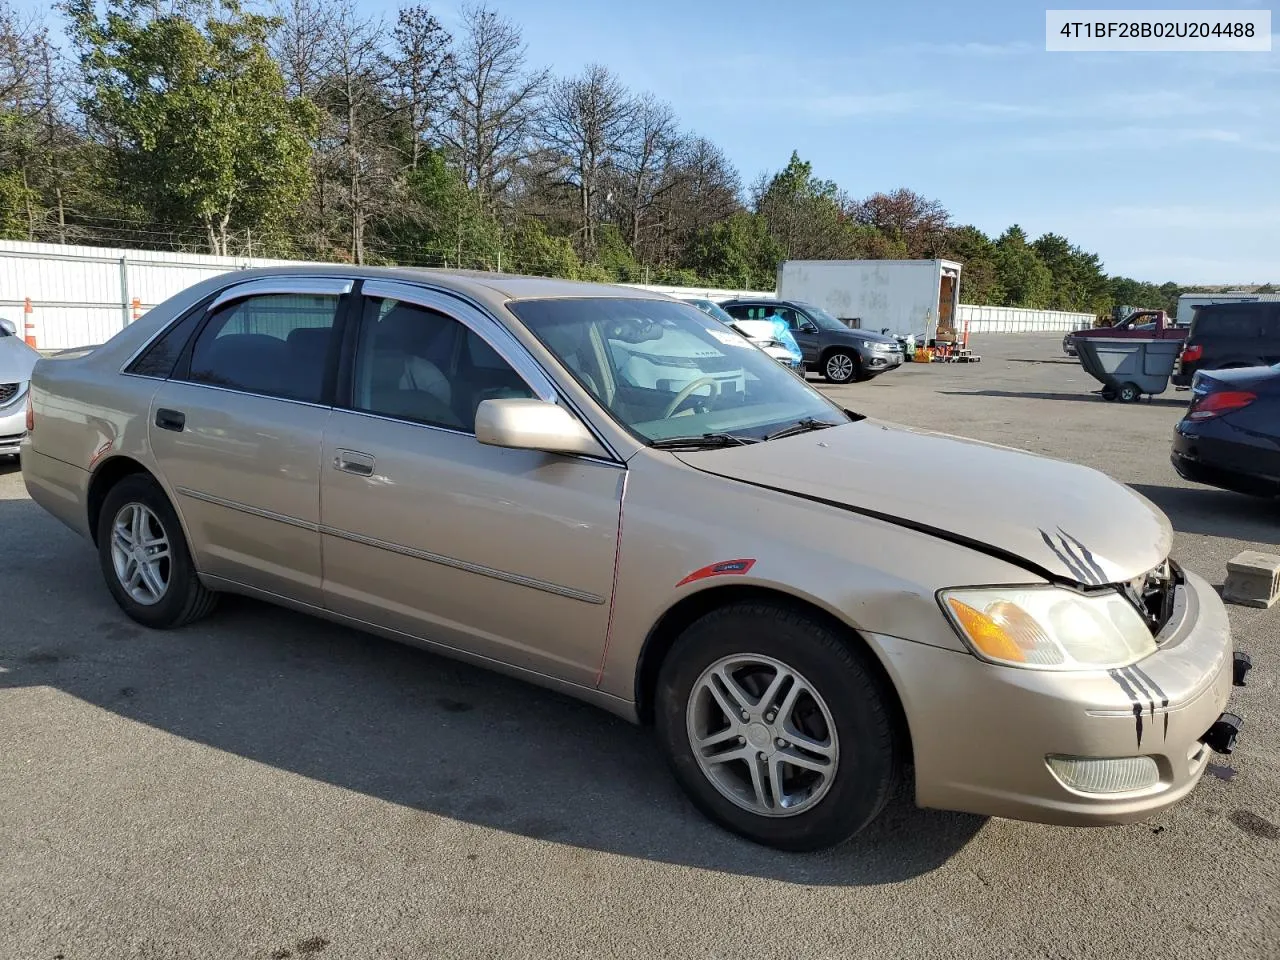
826,353,855,381
685,654,839,817
109,502,171,606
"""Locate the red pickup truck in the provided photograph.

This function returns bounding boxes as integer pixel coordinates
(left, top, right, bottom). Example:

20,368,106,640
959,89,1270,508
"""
1063,310,1188,356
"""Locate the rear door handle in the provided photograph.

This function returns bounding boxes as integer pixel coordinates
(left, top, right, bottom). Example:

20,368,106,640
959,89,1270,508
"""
155,408,186,432
333,449,375,477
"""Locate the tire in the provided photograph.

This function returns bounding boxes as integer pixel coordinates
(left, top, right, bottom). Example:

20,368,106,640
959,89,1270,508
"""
1100,386,1117,401
823,350,858,384
1118,382,1140,402
96,473,218,629
655,601,902,851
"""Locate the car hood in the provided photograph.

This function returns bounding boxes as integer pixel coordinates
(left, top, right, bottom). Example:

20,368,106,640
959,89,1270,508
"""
0,337,39,383
675,419,1172,585
839,329,898,345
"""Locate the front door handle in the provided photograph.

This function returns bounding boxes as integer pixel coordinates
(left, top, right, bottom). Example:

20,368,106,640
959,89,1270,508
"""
333,449,375,477
155,408,186,432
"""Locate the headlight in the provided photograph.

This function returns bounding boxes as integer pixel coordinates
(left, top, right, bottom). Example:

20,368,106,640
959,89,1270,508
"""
939,586,1155,671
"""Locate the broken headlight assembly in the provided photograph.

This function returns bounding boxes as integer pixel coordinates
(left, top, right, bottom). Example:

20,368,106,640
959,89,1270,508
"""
939,586,1157,670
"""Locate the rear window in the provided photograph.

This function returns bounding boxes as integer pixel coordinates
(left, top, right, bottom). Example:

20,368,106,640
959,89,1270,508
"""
1192,304,1265,339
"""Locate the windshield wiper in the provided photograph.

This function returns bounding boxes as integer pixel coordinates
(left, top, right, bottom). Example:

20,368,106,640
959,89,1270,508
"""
763,417,843,442
649,433,759,450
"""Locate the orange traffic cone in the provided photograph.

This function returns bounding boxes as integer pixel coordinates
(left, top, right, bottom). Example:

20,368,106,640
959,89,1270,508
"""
23,297,36,348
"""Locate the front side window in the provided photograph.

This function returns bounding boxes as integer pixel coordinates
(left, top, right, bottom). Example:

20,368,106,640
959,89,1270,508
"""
509,297,844,443
351,297,535,433
795,303,848,332
187,293,340,403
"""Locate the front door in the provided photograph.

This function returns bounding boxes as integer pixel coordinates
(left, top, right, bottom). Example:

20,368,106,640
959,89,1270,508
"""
319,281,624,687
775,307,822,364
148,278,351,606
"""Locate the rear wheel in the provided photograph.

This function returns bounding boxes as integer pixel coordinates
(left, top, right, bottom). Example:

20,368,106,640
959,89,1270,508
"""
96,474,218,629
655,602,902,851
823,350,858,384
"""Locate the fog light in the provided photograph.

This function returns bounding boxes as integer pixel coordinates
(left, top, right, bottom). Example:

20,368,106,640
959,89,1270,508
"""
1046,755,1160,794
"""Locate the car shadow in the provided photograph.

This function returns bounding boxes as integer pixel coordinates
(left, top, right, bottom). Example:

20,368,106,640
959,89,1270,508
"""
1128,483,1280,546
940,389,1188,407
0,457,21,476
0,496,986,886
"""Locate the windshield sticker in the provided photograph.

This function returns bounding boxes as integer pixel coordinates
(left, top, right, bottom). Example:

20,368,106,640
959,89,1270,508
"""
707,329,752,349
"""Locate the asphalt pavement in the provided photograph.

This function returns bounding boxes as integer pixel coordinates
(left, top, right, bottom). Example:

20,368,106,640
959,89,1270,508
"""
2,333,1277,959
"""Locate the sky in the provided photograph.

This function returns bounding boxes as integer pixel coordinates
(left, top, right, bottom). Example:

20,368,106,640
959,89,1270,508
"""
396,0,1279,285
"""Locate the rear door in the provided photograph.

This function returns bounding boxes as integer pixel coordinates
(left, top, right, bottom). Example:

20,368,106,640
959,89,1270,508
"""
319,280,625,687
1259,306,1280,366
148,277,351,606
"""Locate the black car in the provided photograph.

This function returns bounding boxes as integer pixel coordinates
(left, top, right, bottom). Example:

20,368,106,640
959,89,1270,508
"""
1172,300,1280,387
1171,363,1280,497
719,299,903,384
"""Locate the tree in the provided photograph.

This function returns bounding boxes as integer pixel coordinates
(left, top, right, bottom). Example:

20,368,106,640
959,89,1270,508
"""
1032,232,1109,313
505,215,579,278
66,0,317,255
684,211,781,289
270,0,337,100
617,92,680,250
754,152,855,260
311,0,394,263
540,63,633,255
387,5,452,171
945,225,1005,306
855,188,951,259
994,225,1052,308
441,3,545,208
387,148,501,268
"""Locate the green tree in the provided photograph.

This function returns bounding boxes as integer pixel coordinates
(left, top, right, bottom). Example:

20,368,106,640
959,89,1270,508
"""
754,151,855,261
66,0,316,255
684,211,781,289
504,216,580,278
994,225,1052,308
1031,232,1109,312
945,225,1005,306
390,148,501,268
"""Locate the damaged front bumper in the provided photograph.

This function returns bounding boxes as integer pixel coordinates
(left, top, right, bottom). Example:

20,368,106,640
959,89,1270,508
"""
870,568,1248,827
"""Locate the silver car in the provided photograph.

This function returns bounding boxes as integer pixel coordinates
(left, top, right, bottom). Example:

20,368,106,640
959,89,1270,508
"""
0,317,39,458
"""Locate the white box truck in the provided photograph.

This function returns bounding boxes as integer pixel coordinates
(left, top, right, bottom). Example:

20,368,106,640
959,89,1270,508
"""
776,259,963,340
1176,291,1280,325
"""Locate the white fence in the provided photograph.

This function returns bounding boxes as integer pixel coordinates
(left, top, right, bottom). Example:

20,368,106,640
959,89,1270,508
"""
956,304,1094,334
1,238,1090,349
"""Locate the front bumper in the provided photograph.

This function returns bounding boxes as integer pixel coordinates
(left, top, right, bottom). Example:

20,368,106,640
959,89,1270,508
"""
871,569,1240,826
865,351,903,373
0,400,26,455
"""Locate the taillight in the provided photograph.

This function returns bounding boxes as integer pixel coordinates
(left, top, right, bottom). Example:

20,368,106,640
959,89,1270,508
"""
1187,390,1256,420
1181,343,1204,364
25,390,33,432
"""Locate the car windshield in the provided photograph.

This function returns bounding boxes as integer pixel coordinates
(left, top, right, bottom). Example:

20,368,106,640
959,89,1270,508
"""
794,303,847,332
689,299,736,326
508,297,847,443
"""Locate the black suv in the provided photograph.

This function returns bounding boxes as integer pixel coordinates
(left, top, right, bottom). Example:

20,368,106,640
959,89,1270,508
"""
1173,301,1280,387
719,299,903,383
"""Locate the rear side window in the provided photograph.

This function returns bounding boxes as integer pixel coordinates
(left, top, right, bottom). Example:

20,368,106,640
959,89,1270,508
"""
185,293,341,403
1194,304,1263,339
126,308,206,378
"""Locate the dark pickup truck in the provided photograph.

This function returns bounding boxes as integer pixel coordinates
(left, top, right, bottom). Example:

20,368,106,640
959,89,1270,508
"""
1063,310,1188,356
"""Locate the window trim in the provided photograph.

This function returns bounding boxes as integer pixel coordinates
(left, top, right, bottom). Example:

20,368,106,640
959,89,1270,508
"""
174,283,353,406
340,281,625,464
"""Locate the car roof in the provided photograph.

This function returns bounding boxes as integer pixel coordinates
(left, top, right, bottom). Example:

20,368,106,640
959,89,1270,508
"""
214,264,669,308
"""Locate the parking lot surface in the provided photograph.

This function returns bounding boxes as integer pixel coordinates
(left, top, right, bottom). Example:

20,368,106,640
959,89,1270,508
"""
2,333,1277,960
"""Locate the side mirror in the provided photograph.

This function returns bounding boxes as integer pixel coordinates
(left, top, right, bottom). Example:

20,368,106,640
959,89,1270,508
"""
475,398,608,458
0,318,16,337
800,322,818,334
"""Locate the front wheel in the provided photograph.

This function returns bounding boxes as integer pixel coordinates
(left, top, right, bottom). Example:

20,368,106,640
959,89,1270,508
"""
823,350,858,384
96,474,218,629
655,602,902,851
